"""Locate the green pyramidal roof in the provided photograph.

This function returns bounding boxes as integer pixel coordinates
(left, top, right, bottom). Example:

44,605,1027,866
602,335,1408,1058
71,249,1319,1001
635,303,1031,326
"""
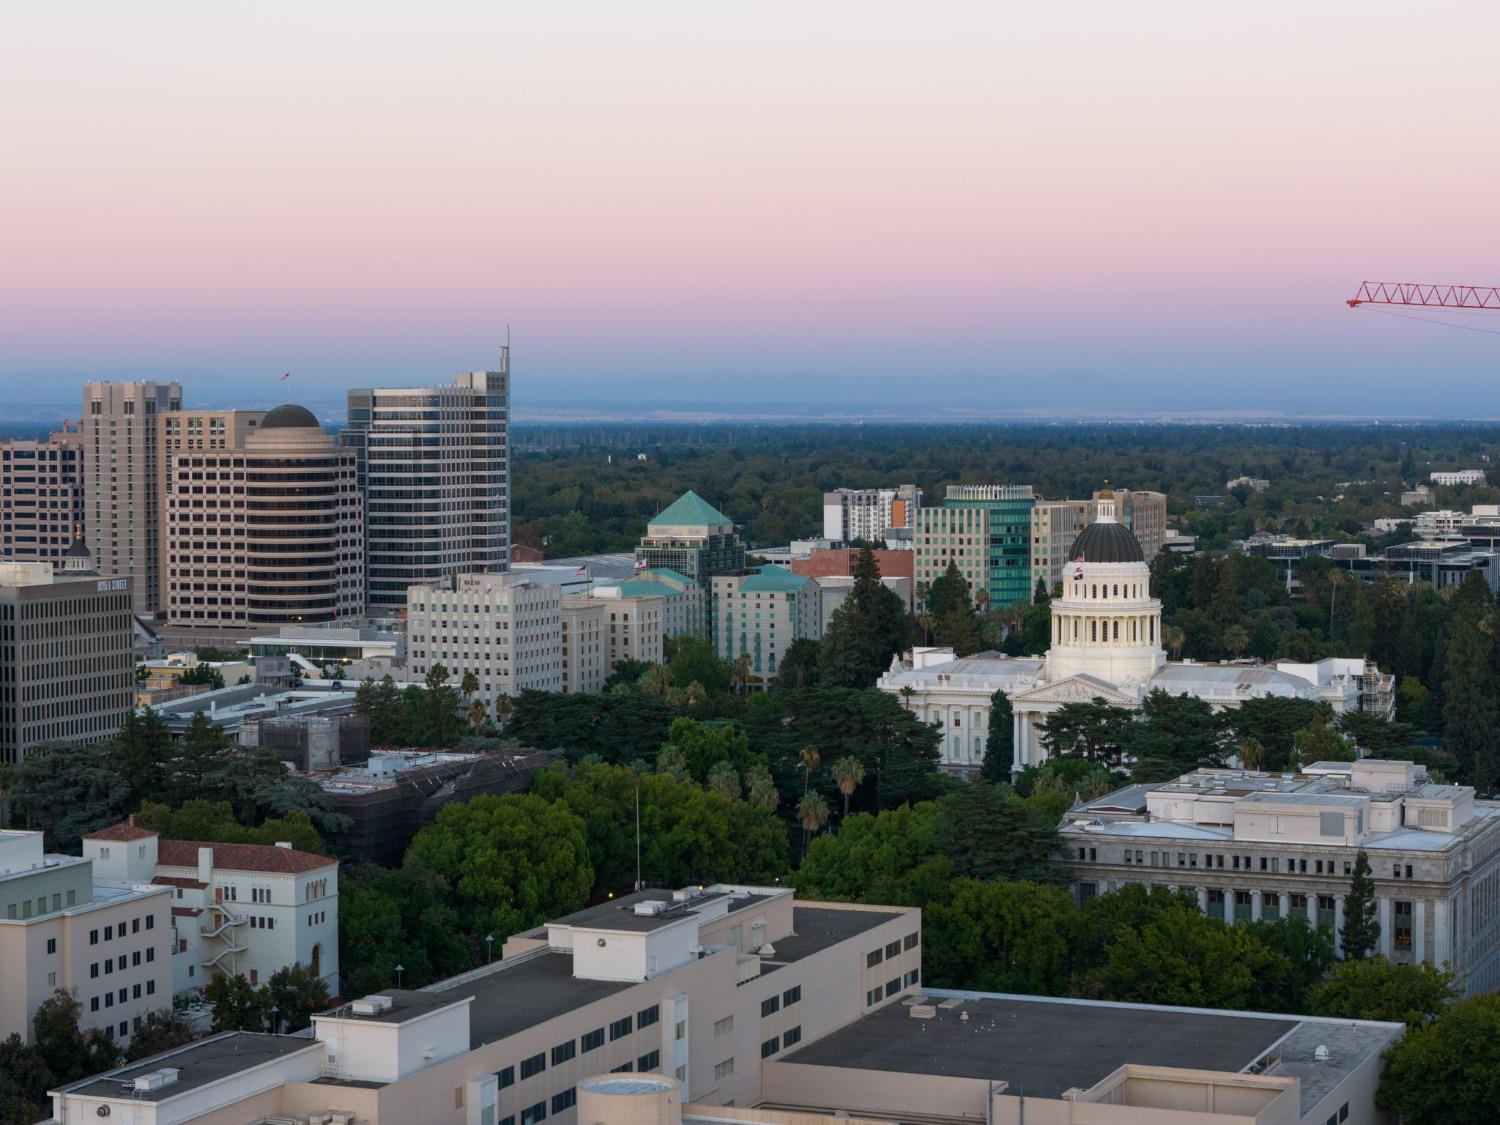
648,490,733,528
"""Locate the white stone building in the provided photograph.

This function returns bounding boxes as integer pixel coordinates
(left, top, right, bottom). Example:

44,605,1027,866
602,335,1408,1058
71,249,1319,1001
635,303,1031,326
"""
1063,759,1500,994
1430,469,1486,486
84,824,339,999
560,595,608,694
406,573,565,708
880,496,1387,771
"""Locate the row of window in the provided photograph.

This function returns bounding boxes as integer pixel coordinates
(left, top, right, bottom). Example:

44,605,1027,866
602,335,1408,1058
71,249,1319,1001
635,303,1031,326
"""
89,979,156,1011
89,948,154,976
1111,847,1417,881
505,1006,662,1086
760,984,802,1018
866,970,917,1006
865,931,920,968
90,917,153,944
761,1026,802,1058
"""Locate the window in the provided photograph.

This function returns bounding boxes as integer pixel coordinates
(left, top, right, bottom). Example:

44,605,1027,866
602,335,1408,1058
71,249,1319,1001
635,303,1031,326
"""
867,987,881,1006
714,1015,734,1037
714,1059,735,1080
90,963,99,979
552,1089,576,1114
551,1040,575,1066
783,1025,802,1047
782,985,801,1006
104,925,113,941
90,929,99,945
521,1102,546,1125
1395,901,1414,950
497,1066,515,1089
885,978,900,997
146,981,155,995
46,938,56,955
1263,893,1281,921
638,1050,660,1072
637,1004,659,1029
91,997,100,1012
761,995,780,1018
866,949,883,968
610,1016,633,1041
611,1062,634,1074
675,1020,686,1041
885,940,900,959
1318,895,1336,928
146,915,154,930
581,1028,605,1052
761,1037,780,1058
1291,893,1308,911
904,932,919,951
520,1053,546,1080
904,969,920,988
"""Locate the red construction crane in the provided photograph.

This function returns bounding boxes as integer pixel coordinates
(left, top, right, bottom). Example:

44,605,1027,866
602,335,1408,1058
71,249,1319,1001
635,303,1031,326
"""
1348,282,1500,310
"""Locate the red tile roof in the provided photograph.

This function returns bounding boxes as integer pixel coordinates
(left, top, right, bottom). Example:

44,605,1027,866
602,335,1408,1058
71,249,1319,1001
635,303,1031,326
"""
83,822,158,842
153,875,207,890
157,839,336,875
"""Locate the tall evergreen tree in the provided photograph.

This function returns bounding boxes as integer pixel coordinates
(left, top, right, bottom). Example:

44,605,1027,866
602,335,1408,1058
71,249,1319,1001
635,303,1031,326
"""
1341,849,1380,960
1442,571,1497,790
979,689,1015,783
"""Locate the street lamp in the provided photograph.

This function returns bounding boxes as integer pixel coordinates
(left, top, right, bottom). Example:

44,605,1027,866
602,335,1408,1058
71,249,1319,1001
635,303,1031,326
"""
268,1005,279,1035
485,934,495,963
394,963,404,988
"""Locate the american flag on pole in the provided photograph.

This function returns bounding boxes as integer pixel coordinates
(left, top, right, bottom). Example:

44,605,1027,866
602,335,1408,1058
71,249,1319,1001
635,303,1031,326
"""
573,566,588,577
634,559,648,572
280,373,290,381
1072,555,1085,580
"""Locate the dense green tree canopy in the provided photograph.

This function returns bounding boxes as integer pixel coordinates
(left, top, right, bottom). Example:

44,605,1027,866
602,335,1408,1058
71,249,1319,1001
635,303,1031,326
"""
1378,994,1500,1124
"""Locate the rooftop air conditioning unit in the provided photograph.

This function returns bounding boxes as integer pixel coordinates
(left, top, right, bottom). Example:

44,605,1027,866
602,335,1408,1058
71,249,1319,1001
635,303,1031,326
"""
633,900,669,917
350,995,393,1016
672,888,698,903
133,1068,180,1092
909,1004,936,1019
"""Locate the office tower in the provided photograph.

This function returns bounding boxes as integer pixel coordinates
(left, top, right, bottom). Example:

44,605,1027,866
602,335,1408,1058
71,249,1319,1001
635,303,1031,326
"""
822,484,923,543
405,573,564,706
712,565,820,683
0,545,133,763
635,492,745,584
0,419,83,565
156,409,267,608
1092,488,1167,559
343,351,512,614
163,404,363,637
938,485,1036,610
81,380,182,614
1030,499,1090,596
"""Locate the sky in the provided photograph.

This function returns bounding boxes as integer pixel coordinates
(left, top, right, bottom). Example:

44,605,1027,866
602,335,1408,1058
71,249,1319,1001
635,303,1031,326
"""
3,1,1500,417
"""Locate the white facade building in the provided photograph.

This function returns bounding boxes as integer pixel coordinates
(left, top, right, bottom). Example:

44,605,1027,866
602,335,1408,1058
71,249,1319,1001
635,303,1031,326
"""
880,497,1385,771
1430,469,1486,486
406,574,565,710
561,596,608,694
85,824,339,998
602,593,666,668
1063,759,1500,994
822,486,922,544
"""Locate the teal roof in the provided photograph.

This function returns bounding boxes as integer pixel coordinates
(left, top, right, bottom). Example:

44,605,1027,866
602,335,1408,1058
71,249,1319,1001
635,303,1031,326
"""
737,565,812,593
641,567,693,586
648,491,733,529
615,579,682,599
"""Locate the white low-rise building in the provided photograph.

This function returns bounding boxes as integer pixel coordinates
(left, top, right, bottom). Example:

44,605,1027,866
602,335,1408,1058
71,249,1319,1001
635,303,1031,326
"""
1430,469,1486,486
84,823,339,999
880,496,1389,771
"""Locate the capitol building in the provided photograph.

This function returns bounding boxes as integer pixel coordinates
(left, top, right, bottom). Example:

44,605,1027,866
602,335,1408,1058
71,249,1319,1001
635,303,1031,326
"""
878,494,1393,772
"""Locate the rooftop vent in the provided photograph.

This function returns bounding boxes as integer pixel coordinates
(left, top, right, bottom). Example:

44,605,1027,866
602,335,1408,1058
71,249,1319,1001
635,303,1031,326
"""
633,900,670,917
133,1067,180,1092
350,995,394,1016
1314,1044,1331,1061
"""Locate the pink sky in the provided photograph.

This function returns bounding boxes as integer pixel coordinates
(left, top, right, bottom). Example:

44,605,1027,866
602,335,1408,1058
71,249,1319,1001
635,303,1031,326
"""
3,1,1500,412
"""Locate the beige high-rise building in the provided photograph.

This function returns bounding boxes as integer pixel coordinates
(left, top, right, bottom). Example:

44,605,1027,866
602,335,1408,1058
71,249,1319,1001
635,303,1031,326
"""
82,379,182,614
1030,499,1089,596
0,550,133,763
561,595,608,694
602,593,666,669
0,420,83,566
163,404,363,638
156,409,267,609
912,505,989,603
1092,488,1167,559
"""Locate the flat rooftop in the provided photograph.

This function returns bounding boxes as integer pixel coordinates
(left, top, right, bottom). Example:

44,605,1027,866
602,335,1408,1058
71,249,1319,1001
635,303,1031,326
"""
782,995,1296,1098
62,1032,316,1101
427,950,638,1047
761,906,907,975
547,887,780,934
782,992,1399,1115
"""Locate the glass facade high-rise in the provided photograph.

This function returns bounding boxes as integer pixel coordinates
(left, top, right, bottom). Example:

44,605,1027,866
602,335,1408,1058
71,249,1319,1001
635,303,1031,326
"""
939,485,1036,610
343,350,511,613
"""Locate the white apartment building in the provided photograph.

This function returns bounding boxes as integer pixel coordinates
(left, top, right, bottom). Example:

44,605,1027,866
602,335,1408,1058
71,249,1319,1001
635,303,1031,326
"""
822,486,923,544
561,596,608,694
1430,469,1487,486
1063,759,1500,995
84,823,340,998
0,828,171,1047
407,574,565,709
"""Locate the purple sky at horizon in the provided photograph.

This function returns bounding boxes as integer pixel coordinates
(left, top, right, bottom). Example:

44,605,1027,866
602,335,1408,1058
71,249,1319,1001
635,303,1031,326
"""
3,1,1500,414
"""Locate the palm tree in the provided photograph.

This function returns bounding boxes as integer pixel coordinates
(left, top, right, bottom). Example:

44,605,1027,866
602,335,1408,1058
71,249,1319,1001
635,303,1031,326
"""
639,665,672,695
1329,568,1344,622
1237,738,1266,771
707,761,741,800
797,792,830,852
831,756,865,817
657,747,689,780
1163,624,1186,659
493,692,514,731
460,670,479,702
1223,625,1250,660
730,654,752,697
798,746,821,795
745,764,780,812
467,699,488,729
898,685,916,711
918,613,935,645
